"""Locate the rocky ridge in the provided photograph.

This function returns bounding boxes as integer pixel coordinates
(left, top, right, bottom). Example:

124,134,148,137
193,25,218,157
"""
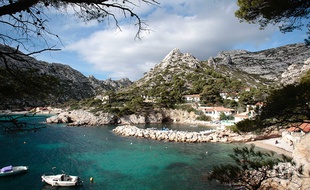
136,43,310,92
208,43,310,85
0,45,132,109
134,48,201,92
1,43,309,109
88,75,132,93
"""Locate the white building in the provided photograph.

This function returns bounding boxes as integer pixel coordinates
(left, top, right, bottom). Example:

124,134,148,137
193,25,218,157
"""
199,106,235,120
183,94,200,102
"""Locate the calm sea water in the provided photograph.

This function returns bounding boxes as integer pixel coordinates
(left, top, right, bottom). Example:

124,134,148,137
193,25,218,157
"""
0,115,244,190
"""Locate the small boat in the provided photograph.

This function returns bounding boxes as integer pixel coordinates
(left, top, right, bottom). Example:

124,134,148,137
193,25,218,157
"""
0,165,28,176
41,173,82,187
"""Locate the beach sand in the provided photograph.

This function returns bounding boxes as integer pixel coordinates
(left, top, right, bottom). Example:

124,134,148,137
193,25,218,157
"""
247,137,293,157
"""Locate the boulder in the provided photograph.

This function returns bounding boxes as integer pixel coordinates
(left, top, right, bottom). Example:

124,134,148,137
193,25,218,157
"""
46,110,117,126
119,114,146,125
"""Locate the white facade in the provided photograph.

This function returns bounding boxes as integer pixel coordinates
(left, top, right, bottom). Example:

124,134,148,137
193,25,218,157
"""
199,106,234,120
183,94,200,102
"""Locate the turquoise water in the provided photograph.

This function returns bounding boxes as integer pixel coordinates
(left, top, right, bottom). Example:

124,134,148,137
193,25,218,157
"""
0,115,242,190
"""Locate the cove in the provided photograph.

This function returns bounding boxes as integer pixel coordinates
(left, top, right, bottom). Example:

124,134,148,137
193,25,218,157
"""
0,115,242,190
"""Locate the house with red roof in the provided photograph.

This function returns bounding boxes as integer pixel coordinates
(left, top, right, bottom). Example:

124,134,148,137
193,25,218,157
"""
287,121,310,133
234,112,250,123
282,121,310,147
198,106,235,120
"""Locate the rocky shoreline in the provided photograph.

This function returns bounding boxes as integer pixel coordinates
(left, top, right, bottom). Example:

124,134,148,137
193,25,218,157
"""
45,109,211,126
3,107,309,189
44,109,282,143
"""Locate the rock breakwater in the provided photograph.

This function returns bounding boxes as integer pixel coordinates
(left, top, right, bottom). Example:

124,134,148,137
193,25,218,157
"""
113,125,255,143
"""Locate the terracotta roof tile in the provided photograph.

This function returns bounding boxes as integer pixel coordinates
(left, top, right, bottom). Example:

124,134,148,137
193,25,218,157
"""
299,123,310,133
288,122,310,133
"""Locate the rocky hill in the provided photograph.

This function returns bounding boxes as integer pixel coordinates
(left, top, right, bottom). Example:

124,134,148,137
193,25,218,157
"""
0,45,132,109
88,75,132,93
135,43,310,95
208,43,310,85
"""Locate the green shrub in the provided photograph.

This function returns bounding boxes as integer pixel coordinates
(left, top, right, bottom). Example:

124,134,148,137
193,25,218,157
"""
175,104,196,112
235,119,258,132
196,114,211,121
226,125,239,133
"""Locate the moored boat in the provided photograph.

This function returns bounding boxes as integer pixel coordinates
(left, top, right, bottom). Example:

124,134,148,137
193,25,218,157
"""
0,165,28,176
41,173,82,187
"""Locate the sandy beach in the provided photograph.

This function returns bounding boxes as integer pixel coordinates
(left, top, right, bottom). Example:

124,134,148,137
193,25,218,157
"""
247,137,293,157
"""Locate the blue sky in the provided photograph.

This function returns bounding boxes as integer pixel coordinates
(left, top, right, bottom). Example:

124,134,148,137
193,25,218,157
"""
4,0,307,81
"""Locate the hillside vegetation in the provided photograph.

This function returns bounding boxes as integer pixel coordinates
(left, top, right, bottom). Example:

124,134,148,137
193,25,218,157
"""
1,43,310,130
68,44,310,130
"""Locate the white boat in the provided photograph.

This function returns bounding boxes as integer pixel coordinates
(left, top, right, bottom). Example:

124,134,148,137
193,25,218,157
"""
0,165,28,176
41,173,82,186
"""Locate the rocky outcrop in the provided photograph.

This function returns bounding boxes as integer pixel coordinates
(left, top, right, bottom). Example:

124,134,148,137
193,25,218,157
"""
261,134,310,190
46,110,117,126
158,48,200,70
210,43,310,83
289,134,310,189
135,48,201,88
46,109,201,126
45,109,199,126
161,109,198,123
280,58,310,85
88,75,133,93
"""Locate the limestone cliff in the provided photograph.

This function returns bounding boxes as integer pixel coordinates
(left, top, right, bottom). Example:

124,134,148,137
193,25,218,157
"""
209,43,310,85
134,43,310,97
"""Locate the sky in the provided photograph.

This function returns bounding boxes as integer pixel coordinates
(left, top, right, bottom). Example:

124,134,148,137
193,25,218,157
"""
21,0,308,81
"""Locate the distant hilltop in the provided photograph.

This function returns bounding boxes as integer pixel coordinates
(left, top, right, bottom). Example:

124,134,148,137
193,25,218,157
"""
134,43,310,102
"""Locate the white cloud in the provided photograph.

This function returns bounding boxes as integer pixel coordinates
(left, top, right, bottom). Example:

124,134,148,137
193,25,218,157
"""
62,0,303,81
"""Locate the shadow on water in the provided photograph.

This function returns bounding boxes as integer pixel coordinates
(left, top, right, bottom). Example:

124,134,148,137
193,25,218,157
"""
165,162,189,170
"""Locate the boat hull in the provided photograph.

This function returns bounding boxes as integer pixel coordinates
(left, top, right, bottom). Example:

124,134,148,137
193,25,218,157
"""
41,174,81,187
0,166,28,177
